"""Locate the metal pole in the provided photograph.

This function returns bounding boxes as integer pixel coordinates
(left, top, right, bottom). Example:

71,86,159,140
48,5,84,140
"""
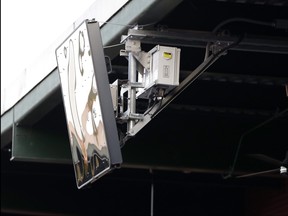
128,52,137,132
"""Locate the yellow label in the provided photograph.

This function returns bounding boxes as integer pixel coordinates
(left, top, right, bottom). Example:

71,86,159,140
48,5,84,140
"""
163,52,172,59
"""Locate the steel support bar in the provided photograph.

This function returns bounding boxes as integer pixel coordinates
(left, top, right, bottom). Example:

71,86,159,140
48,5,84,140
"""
127,53,137,132
125,29,288,54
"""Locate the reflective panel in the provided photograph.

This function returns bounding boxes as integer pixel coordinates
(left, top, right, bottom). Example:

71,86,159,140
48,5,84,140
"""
55,20,122,189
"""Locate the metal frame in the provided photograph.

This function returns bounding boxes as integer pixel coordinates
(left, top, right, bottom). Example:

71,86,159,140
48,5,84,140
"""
119,27,243,141
124,28,288,54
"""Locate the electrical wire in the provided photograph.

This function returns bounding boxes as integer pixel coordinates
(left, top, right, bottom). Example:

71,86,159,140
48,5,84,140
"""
98,20,157,29
223,107,288,179
98,20,135,28
212,17,275,34
100,20,157,49
204,17,276,60
103,43,125,49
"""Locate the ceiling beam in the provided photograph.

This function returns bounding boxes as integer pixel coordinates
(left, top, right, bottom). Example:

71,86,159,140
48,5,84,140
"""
124,28,288,54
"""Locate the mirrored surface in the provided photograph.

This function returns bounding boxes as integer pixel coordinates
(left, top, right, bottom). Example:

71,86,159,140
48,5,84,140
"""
56,21,111,188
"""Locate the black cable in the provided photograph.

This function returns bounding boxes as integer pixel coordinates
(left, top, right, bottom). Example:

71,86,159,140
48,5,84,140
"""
212,17,275,34
223,107,288,179
205,17,276,60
